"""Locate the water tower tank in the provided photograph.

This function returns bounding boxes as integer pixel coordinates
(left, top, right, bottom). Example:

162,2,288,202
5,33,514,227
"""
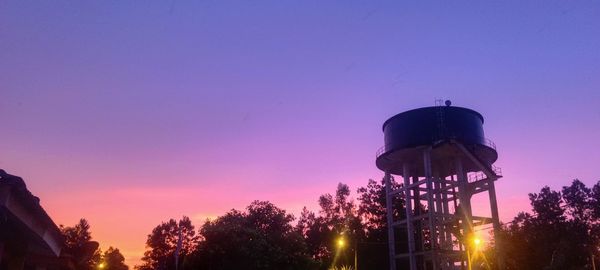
376,105,498,177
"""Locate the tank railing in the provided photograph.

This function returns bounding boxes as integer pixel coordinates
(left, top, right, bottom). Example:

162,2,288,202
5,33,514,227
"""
492,164,503,176
432,134,497,151
376,145,389,158
376,137,497,159
482,137,497,151
468,172,486,182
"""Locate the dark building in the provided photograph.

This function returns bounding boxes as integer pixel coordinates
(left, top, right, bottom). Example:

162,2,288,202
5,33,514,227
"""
0,170,64,270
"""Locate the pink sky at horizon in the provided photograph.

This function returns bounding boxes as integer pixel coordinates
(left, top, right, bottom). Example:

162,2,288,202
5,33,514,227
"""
9,156,596,267
1,1,599,267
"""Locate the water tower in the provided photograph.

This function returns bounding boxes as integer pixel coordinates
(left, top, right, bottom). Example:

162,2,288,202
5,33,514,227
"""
376,101,503,270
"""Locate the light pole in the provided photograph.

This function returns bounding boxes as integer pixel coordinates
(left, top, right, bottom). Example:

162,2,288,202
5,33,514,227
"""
354,241,358,270
592,247,597,270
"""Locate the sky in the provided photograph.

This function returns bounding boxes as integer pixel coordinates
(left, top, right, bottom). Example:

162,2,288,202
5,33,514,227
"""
1,0,599,267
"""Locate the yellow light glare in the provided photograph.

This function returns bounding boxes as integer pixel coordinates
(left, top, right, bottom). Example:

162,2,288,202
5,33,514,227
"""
337,238,345,248
98,262,106,269
473,237,482,246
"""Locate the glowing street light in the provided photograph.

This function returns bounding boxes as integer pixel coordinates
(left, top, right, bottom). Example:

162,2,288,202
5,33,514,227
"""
467,235,484,270
337,237,345,248
336,236,358,270
473,237,482,247
98,262,106,269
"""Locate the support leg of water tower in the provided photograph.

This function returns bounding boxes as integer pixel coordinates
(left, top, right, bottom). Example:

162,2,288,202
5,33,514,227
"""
488,178,505,270
435,173,447,269
445,175,454,248
385,172,397,270
423,148,438,270
402,165,417,270
434,172,444,247
413,175,425,269
455,158,473,267
439,174,454,270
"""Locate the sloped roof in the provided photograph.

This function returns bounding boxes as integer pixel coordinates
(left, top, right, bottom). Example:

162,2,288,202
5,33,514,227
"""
0,169,64,257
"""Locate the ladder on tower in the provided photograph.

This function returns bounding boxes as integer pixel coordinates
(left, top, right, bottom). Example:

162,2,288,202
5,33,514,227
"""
435,99,446,141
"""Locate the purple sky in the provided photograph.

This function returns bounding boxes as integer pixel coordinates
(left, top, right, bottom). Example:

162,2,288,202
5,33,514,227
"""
1,1,599,266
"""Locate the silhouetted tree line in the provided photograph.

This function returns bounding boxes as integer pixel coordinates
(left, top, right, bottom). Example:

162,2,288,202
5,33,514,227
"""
496,179,600,270
135,178,600,270
61,218,129,270
136,178,405,270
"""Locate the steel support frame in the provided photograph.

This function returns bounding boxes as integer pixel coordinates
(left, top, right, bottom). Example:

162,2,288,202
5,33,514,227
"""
385,142,504,270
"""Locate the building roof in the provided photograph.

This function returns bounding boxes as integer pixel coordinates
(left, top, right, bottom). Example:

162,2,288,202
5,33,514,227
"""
0,169,64,257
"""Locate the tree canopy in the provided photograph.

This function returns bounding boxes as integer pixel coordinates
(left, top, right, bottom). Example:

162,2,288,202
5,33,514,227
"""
102,247,129,270
134,178,600,270
60,219,101,270
189,200,315,270
137,216,199,270
498,179,600,270
61,219,129,270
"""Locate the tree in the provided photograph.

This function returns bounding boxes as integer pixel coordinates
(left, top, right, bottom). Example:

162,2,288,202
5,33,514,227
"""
296,207,331,263
60,218,101,270
356,178,404,241
562,179,592,221
498,179,600,270
190,200,316,270
592,181,600,219
296,183,365,269
529,186,565,224
356,177,405,270
102,247,129,270
137,216,199,270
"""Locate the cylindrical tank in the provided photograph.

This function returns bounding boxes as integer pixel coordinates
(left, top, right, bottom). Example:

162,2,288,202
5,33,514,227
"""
376,105,497,176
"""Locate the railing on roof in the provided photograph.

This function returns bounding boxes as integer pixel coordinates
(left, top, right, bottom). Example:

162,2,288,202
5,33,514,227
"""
375,137,497,159
482,137,497,151
467,165,503,182
375,145,388,158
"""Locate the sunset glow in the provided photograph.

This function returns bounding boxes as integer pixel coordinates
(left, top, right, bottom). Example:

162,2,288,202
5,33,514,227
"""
1,1,599,267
